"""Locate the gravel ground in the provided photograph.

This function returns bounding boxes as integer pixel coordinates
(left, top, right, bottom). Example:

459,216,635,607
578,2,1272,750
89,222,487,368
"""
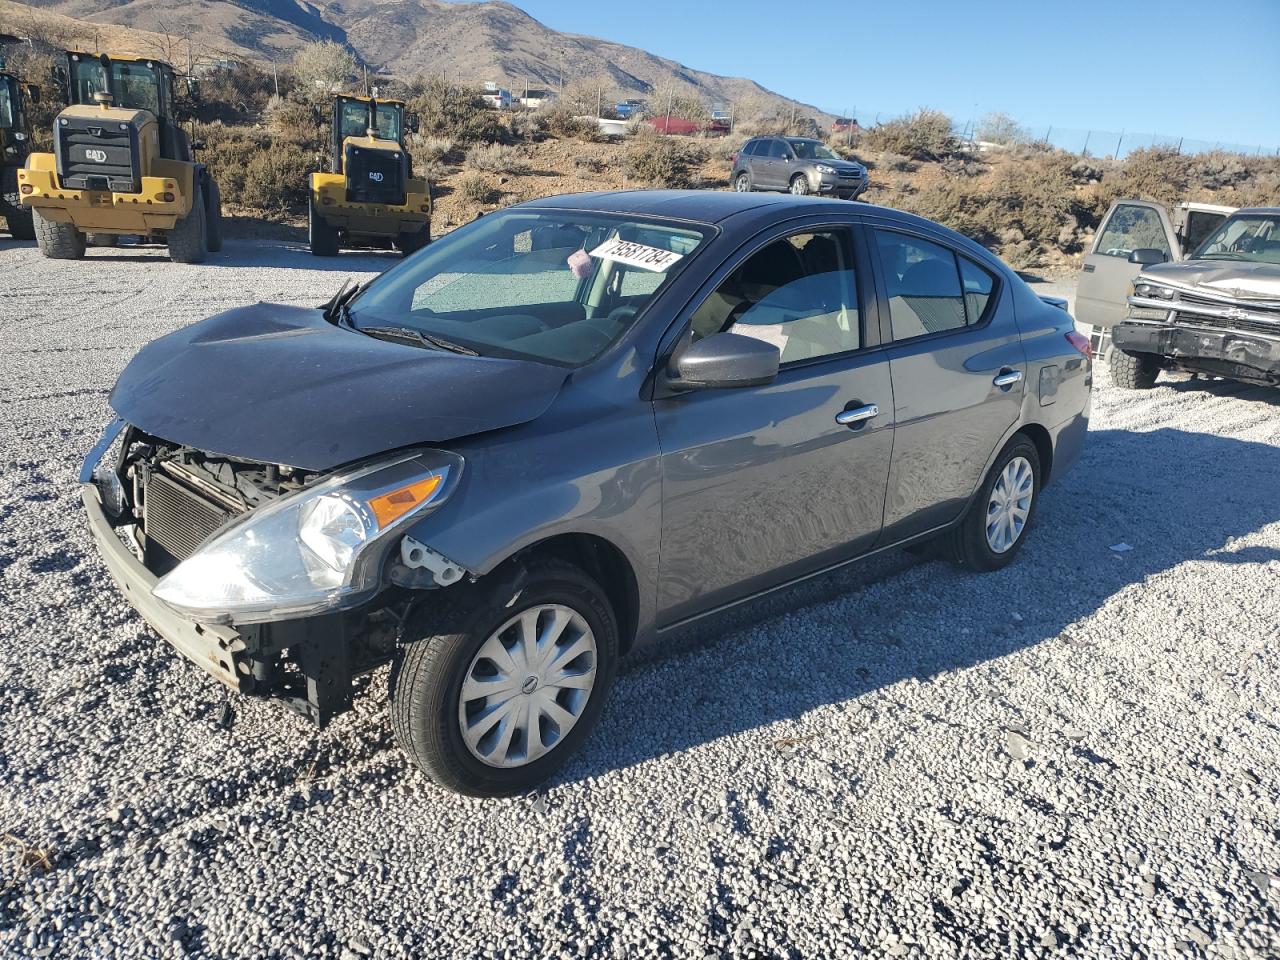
1,237,1278,960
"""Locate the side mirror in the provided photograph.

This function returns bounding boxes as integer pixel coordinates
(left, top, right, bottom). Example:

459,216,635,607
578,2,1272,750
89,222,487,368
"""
26,85,40,105
407,113,420,134
51,65,67,86
190,140,205,151
668,332,780,390
1128,247,1168,265
186,78,200,99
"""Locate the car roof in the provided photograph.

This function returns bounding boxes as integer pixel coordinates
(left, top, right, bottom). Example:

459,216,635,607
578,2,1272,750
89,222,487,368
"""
518,190,861,225
1234,207,1280,216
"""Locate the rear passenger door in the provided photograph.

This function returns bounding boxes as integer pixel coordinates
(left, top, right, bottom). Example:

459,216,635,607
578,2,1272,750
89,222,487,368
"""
1076,200,1177,329
870,226,1026,542
755,139,787,189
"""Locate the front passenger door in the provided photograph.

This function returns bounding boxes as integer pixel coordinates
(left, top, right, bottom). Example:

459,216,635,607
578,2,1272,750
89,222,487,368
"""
653,225,894,624
1075,200,1177,329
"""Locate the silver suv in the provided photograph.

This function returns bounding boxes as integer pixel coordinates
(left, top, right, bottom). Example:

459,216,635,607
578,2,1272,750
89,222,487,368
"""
732,136,869,200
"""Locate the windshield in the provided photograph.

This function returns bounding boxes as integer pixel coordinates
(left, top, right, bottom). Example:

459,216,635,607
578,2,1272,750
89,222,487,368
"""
788,139,839,161
71,58,160,114
339,100,402,142
0,80,13,129
348,210,710,365
1193,214,1280,265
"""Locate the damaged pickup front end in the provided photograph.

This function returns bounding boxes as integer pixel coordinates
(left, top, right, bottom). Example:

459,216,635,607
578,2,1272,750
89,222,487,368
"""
81,419,472,726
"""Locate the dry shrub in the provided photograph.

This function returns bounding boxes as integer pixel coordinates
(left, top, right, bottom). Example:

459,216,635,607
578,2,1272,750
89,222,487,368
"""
466,144,531,175
408,77,507,144
625,136,708,188
861,109,957,161
457,174,497,205
573,155,611,175
238,147,314,212
540,104,600,141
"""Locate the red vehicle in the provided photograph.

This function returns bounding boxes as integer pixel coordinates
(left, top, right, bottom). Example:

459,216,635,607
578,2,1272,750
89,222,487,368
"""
645,116,729,136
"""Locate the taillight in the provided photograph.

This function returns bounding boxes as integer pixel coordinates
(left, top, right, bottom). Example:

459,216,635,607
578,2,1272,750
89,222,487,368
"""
731,153,738,164
1065,330,1091,360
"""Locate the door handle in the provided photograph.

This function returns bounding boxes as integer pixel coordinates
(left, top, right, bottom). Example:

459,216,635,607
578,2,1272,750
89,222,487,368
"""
1082,264,1095,273
993,369,1024,388
835,403,879,426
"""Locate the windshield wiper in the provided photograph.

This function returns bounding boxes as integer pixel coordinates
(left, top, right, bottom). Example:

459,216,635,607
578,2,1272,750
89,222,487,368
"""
324,278,362,325
359,325,480,356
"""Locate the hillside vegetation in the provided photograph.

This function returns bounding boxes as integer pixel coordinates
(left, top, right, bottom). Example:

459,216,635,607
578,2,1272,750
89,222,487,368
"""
4,31,1276,270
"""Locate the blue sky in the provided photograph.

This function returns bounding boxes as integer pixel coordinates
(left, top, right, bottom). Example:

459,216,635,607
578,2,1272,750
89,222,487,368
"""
490,0,1280,150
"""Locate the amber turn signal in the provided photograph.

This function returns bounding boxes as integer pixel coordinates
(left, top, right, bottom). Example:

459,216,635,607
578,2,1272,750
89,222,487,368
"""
367,475,443,528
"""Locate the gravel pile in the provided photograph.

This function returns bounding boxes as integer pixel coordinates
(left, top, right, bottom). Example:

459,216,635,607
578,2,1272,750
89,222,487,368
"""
1,238,1277,959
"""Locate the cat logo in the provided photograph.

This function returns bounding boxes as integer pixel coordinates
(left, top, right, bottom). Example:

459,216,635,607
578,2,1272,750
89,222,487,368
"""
85,149,108,163
369,171,384,182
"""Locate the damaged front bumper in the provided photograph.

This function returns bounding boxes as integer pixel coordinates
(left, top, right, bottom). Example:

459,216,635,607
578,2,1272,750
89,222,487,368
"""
1114,316,1280,385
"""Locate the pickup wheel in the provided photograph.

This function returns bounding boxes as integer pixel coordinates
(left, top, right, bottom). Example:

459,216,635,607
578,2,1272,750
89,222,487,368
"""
390,558,618,797
309,197,339,257
945,436,1040,572
167,182,208,264
1110,349,1160,390
33,209,85,259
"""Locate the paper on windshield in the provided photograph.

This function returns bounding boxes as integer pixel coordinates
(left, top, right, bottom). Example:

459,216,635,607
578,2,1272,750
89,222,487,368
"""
589,237,685,272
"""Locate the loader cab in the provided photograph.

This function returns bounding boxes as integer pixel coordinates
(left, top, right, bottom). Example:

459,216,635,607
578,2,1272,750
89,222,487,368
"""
331,95,410,206
64,52,190,162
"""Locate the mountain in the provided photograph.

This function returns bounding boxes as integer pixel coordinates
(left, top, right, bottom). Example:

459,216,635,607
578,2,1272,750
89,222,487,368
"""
5,0,830,118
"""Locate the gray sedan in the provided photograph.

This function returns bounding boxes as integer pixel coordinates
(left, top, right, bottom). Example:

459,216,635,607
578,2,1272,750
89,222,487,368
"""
81,191,1091,796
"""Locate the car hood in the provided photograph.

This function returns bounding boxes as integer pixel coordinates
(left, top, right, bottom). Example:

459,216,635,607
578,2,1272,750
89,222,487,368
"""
1144,260,1280,302
109,303,569,471
819,158,865,172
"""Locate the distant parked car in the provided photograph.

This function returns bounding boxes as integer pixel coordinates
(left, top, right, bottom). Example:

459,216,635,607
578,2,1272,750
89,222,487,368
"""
732,136,869,200
82,191,1089,796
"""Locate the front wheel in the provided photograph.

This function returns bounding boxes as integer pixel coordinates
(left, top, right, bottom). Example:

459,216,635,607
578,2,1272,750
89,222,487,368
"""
1110,349,1160,390
390,558,618,797
204,179,224,253
734,172,752,192
945,436,1041,572
789,174,811,195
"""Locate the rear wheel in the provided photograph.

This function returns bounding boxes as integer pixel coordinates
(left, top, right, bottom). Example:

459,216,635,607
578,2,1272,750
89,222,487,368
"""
734,172,752,192
1110,349,1160,390
395,222,431,257
789,174,811,195
945,435,1040,572
390,558,618,797
5,209,35,241
32,209,85,259
309,197,339,257
204,179,223,253
167,182,207,264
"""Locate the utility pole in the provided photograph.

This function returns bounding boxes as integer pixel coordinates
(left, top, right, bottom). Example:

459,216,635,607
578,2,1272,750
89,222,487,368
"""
1081,130,1091,157
272,62,279,97
1114,130,1124,160
664,88,673,135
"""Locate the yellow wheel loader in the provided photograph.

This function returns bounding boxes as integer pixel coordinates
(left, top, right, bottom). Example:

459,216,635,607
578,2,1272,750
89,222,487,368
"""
309,94,431,257
0,56,38,241
18,51,222,263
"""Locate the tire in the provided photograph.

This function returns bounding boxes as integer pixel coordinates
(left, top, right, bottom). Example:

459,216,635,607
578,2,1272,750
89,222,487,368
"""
734,172,752,193
309,196,339,257
789,174,811,196
395,222,431,257
944,435,1041,572
167,182,207,264
204,179,223,253
390,558,619,797
1110,348,1160,390
86,233,119,247
32,208,86,259
5,208,35,241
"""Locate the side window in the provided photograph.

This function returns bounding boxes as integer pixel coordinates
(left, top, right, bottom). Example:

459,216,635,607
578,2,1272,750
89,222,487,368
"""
959,257,997,324
690,230,860,363
874,230,966,339
742,140,760,157
1183,211,1226,254
1095,204,1171,258
766,139,788,159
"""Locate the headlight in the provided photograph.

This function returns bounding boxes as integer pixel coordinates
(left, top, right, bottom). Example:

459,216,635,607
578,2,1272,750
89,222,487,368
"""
1130,279,1175,300
152,450,462,624
815,164,836,174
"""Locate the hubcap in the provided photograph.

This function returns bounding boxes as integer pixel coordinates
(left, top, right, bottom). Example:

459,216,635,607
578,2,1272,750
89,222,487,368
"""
791,178,807,194
458,604,597,769
986,456,1034,553
736,175,749,192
